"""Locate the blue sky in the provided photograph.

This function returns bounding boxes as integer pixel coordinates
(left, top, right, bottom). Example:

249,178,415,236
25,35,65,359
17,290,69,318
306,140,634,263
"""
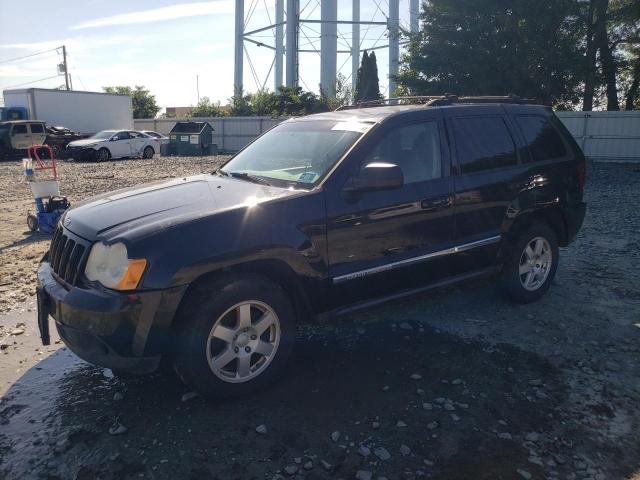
0,0,412,110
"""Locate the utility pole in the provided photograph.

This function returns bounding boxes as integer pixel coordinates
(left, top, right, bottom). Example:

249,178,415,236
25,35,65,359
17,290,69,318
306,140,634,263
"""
196,75,200,103
62,45,70,91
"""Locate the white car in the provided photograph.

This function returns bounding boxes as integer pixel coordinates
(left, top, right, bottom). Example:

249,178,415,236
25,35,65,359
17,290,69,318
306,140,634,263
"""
141,130,170,145
66,130,161,162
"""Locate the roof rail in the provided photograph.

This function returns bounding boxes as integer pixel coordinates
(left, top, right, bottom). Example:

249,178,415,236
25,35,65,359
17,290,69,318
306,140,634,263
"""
335,94,537,111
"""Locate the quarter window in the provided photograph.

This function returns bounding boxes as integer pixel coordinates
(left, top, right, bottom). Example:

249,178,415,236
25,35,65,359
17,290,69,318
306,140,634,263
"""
515,115,566,162
363,122,442,184
452,117,517,174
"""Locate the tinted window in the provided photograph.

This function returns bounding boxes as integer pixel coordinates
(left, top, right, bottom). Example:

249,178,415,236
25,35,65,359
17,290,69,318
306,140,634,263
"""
30,123,44,133
13,124,27,134
363,122,442,184
515,115,566,162
452,117,517,174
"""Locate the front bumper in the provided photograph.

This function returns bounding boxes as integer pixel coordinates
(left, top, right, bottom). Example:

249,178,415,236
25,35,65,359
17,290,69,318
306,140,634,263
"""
37,258,187,373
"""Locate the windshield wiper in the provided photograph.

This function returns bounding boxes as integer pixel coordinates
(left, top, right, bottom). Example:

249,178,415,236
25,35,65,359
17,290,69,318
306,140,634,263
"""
221,171,272,186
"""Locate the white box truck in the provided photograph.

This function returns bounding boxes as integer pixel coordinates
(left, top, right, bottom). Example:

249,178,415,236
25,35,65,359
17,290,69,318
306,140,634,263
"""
2,88,133,134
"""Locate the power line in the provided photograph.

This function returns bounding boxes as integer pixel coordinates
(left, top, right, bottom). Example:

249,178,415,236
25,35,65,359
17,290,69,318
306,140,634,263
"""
0,47,60,65
2,75,61,90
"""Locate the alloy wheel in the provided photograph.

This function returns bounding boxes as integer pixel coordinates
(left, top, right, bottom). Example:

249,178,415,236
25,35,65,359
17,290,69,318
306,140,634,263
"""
206,301,281,383
518,236,552,291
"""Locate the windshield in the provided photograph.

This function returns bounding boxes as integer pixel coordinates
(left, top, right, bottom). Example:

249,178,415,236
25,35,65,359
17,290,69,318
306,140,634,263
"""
220,119,370,188
90,130,116,140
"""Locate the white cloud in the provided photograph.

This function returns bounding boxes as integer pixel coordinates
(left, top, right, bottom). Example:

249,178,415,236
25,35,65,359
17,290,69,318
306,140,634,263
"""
70,1,234,30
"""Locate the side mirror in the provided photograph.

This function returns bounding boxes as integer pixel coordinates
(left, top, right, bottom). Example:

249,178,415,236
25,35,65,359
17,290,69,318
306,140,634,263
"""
344,162,404,194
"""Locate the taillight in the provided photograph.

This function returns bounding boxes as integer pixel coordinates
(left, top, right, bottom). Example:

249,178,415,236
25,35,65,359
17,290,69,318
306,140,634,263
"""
576,162,586,190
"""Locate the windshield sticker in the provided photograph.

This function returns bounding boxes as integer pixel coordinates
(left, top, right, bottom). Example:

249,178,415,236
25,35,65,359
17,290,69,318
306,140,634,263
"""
298,172,319,184
331,121,371,133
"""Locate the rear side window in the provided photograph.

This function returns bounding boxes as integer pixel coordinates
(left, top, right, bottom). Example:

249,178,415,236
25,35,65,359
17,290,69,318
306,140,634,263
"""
452,116,517,174
13,124,27,134
30,123,44,133
515,115,567,162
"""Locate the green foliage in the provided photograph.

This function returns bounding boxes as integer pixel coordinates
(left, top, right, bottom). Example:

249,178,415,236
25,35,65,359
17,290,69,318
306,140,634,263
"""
355,51,382,102
103,85,161,119
227,86,330,117
190,97,226,117
397,0,585,107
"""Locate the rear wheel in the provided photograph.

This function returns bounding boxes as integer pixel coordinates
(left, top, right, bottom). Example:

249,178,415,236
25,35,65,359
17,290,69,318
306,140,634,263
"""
500,223,559,303
97,148,111,162
172,274,295,399
143,146,154,159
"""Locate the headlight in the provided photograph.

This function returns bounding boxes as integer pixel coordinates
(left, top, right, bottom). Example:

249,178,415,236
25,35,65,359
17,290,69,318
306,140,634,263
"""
84,242,147,290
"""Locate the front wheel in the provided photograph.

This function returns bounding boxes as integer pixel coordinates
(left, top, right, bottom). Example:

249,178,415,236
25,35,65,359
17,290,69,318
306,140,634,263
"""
97,147,111,162
172,274,295,399
500,223,559,303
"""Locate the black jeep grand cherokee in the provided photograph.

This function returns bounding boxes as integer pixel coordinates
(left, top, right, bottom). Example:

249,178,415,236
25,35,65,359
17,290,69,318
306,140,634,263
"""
37,96,586,398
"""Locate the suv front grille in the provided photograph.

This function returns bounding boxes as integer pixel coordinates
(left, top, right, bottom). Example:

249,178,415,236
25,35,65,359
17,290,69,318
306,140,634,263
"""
49,226,89,286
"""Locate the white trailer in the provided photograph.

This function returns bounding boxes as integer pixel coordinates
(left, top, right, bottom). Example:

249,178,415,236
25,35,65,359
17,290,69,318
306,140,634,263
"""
2,88,133,134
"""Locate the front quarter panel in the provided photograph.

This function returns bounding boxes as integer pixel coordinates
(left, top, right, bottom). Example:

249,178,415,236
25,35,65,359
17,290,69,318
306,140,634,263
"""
130,190,329,313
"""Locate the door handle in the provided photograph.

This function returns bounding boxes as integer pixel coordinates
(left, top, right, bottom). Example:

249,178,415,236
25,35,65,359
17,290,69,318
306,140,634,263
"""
421,196,452,212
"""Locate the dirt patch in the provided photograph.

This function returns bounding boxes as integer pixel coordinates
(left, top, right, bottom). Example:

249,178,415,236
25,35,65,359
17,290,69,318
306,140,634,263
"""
0,156,228,313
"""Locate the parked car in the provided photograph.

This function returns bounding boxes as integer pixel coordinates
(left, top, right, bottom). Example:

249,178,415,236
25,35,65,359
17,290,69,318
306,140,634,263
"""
36,96,586,399
66,130,160,161
45,126,89,158
141,130,170,144
0,120,46,161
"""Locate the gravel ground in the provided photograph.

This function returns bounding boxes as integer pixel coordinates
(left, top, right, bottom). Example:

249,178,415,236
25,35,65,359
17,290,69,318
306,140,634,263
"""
0,155,228,313
0,160,639,480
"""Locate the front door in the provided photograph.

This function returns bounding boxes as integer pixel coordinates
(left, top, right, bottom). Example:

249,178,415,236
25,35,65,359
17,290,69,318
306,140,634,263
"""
11,123,31,149
28,123,47,146
325,113,455,308
109,131,132,157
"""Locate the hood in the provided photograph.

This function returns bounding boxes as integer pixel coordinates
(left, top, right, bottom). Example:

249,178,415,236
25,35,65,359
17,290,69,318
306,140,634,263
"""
63,174,300,241
68,139,102,147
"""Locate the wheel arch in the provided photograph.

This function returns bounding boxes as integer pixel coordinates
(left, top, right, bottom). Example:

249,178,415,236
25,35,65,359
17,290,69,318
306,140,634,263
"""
503,205,569,250
173,259,315,329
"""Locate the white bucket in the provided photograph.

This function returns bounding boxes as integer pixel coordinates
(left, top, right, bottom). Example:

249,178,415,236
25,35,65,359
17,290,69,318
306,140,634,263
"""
30,180,60,198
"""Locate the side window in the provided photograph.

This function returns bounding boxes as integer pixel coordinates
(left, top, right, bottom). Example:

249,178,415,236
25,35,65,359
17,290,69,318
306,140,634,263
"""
452,116,517,174
13,124,28,134
114,132,130,141
30,123,44,134
515,115,567,162
363,121,442,184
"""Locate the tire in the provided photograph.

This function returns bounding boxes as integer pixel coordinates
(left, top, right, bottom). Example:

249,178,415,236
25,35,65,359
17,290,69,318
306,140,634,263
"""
97,147,111,162
172,274,295,400
500,222,559,303
143,146,154,159
27,214,38,232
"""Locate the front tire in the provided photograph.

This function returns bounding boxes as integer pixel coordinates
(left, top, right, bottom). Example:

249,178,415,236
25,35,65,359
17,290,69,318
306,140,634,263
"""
172,274,295,399
97,147,111,162
500,223,559,303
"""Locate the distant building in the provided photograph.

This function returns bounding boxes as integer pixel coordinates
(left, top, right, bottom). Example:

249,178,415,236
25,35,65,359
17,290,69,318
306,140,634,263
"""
165,106,194,118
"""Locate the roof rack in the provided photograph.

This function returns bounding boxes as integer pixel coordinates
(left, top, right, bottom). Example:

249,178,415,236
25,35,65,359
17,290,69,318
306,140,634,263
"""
335,94,537,111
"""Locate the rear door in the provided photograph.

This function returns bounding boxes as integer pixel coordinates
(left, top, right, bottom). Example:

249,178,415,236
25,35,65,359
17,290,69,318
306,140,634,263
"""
28,122,47,145
10,123,31,149
444,106,533,270
128,131,147,156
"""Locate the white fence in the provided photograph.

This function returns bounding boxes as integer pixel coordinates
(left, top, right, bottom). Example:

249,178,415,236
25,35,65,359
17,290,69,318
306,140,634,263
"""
135,111,640,161
133,117,282,153
556,111,640,163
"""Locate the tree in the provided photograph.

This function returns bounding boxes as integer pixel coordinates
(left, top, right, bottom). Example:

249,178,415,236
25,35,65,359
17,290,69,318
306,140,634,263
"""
397,0,585,107
103,85,160,118
229,87,254,116
355,51,382,102
190,97,226,117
